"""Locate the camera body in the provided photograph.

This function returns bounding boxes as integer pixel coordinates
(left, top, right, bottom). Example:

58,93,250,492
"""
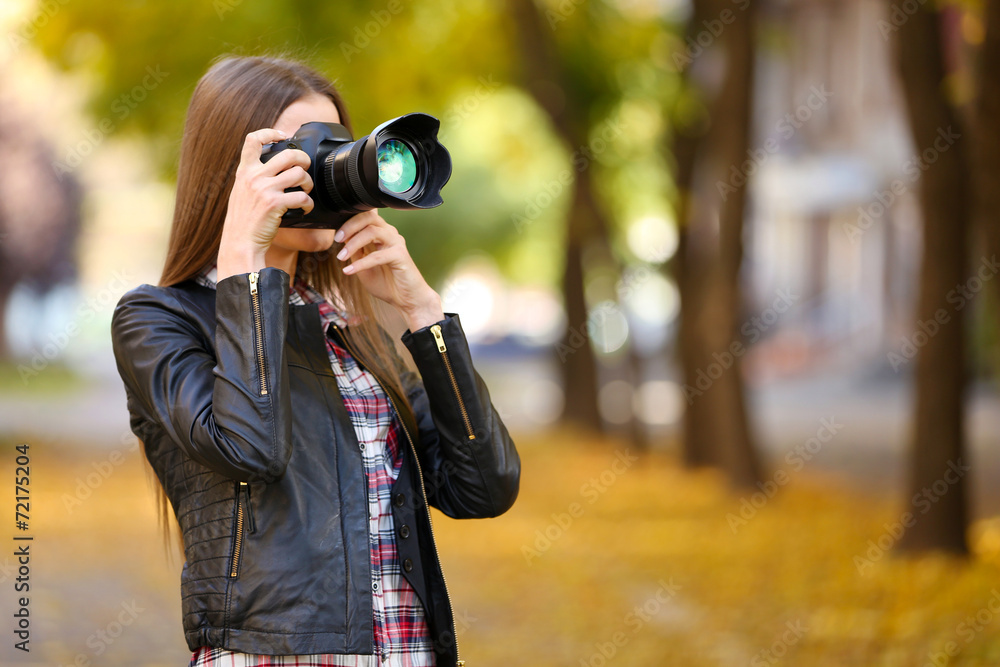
260,113,451,229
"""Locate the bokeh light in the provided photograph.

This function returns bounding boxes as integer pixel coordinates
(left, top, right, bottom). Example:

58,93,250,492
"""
626,214,678,263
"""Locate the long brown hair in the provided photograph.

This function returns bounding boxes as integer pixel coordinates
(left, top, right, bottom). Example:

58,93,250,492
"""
148,54,413,558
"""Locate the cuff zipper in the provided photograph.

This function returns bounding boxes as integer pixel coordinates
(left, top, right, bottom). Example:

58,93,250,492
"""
430,324,475,441
249,271,268,396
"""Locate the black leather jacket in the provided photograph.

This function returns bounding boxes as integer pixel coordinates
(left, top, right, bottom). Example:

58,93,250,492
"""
110,266,520,666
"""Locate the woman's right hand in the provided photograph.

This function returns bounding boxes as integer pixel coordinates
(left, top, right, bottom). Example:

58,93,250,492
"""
217,129,314,280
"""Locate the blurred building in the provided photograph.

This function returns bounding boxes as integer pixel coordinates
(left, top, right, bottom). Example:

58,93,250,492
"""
746,0,926,380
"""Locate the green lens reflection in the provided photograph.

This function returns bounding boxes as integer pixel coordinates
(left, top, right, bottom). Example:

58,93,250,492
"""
377,139,417,193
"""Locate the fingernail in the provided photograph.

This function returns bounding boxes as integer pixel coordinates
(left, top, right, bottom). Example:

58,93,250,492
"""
334,230,344,243
343,264,354,274
337,248,348,261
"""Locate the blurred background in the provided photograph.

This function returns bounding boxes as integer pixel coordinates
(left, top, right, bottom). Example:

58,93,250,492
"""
1,0,1000,664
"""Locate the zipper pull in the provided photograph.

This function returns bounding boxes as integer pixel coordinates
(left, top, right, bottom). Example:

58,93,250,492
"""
430,324,447,353
249,271,258,295
241,481,256,533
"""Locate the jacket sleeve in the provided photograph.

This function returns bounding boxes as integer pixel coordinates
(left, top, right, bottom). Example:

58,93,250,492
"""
399,313,520,519
110,267,292,483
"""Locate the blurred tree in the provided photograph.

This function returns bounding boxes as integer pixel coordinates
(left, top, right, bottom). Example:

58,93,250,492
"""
669,0,719,470
894,3,970,554
504,0,658,436
0,95,82,360
506,0,606,432
667,0,762,486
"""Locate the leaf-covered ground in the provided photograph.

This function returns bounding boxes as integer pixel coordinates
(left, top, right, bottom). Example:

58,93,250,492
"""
3,430,999,666
434,432,1000,667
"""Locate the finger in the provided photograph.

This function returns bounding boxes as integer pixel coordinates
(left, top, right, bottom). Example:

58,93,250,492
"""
241,129,287,166
343,247,401,275
272,165,314,194
279,190,314,216
335,209,383,243
338,225,398,261
258,147,312,176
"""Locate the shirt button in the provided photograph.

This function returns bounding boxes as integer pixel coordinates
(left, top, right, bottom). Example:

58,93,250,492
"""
372,580,379,592
359,443,366,451
403,558,413,572
394,493,405,507
398,524,410,539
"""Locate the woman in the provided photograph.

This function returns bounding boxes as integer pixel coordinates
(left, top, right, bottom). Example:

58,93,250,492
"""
110,55,520,667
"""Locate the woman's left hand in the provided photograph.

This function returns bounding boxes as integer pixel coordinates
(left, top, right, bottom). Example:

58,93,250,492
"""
335,210,445,331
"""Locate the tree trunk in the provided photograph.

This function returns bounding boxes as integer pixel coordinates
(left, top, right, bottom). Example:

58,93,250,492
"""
558,172,603,431
676,229,721,467
506,0,623,433
672,0,719,468
670,0,762,486
707,0,761,487
894,3,970,554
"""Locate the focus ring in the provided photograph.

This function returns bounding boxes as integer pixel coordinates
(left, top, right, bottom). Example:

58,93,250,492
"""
347,136,381,209
323,149,353,212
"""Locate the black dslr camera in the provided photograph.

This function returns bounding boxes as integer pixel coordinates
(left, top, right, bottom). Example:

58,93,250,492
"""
260,113,451,229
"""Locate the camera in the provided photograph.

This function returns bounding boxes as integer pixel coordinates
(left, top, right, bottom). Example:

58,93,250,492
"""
259,113,452,228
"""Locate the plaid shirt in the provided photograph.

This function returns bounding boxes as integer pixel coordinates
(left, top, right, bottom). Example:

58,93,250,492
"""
188,264,436,667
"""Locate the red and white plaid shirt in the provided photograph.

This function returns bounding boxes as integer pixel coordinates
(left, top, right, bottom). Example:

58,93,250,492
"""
188,264,436,667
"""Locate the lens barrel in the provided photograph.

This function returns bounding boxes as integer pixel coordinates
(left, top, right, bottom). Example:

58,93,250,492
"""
259,113,451,229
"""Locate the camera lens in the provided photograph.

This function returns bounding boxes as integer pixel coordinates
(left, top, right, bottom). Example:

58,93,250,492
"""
265,114,450,228
377,139,417,194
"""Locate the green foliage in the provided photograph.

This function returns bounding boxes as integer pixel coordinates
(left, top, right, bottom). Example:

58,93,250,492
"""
34,0,511,169
390,85,569,289
0,360,84,395
31,0,678,287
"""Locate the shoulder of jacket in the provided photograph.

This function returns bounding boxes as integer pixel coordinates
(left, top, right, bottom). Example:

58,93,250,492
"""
112,280,213,328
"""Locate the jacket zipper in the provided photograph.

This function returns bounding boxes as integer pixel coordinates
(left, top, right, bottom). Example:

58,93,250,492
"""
430,325,475,441
332,324,465,667
249,272,268,396
230,481,255,578
233,273,262,580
